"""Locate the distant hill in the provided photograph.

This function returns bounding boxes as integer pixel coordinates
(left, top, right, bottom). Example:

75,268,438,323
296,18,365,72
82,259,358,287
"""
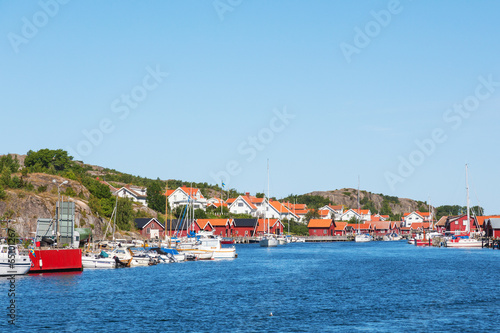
305,188,433,218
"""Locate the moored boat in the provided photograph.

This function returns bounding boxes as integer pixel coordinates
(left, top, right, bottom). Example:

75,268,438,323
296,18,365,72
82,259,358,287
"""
0,244,31,276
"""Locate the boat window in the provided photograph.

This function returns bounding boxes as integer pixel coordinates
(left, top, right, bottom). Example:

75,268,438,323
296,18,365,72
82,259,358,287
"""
1,247,7,253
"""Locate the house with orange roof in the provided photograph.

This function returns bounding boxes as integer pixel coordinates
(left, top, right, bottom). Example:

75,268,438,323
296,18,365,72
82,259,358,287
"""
439,215,481,234
373,214,390,221
293,209,309,223
197,218,233,237
307,219,335,236
340,209,371,222
318,204,344,220
166,186,207,211
164,219,200,237
318,209,332,219
390,221,402,234
256,218,284,235
372,221,392,236
114,184,148,206
232,218,258,237
409,222,431,234
228,193,260,216
347,222,372,234
333,221,351,236
403,211,432,227
266,199,299,221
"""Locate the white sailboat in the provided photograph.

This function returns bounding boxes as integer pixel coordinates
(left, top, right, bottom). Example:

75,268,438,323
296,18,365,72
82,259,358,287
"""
354,177,372,243
446,164,482,248
260,160,278,247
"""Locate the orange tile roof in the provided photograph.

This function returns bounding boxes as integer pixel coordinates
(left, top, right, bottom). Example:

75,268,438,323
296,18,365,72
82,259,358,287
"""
350,209,370,215
328,204,343,210
206,219,230,227
476,215,500,226
308,219,334,228
269,200,291,213
226,198,236,204
319,209,330,217
195,219,213,229
372,221,391,229
334,222,348,230
294,209,309,215
435,216,448,226
347,222,371,229
410,222,430,230
371,216,381,221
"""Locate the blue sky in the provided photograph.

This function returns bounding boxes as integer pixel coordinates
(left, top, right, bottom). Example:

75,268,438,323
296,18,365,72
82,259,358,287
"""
1,0,500,214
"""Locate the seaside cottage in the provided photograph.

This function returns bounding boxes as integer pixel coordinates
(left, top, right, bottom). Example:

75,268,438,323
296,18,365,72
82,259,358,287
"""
198,218,233,237
256,219,285,235
484,218,500,238
333,221,349,236
372,221,391,236
134,218,165,239
232,218,258,237
307,219,335,236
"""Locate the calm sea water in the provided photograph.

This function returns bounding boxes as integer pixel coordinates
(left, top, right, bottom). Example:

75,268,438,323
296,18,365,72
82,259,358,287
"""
2,241,500,332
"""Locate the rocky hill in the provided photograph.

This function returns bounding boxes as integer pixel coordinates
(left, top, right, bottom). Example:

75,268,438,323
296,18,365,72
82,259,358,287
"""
306,188,433,216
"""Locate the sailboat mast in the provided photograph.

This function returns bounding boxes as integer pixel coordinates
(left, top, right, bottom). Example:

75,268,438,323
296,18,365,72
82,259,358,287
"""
357,176,360,234
466,164,470,234
267,159,270,234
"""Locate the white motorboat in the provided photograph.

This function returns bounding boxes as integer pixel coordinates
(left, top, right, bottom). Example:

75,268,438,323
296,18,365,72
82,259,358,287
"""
277,236,288,245
0,244,31,276
177,231,236,259
82,252,116,269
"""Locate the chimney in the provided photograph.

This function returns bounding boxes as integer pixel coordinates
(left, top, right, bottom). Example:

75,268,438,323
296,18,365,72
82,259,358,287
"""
246,192,250,196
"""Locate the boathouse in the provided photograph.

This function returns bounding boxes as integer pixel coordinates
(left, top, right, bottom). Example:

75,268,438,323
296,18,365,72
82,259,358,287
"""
484,218,500,238
134,218,165,239
308,219,335,236
164,219,198,237
233,218,258,237
195,220,215,233
442,215,481,234
256,219,285,235
198,218,233,237
333,222,348,236
372,221,391,236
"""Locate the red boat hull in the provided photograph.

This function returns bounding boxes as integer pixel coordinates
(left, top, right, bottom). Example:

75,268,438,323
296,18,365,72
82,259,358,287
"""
28,249,83,273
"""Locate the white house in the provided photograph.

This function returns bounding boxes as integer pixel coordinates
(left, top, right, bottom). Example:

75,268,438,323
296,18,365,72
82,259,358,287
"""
403,211,431,227
167,186,207,211
114,185,148,206
265,200,299,222
340,209,371,222
318,204,344,220
228,194,259,216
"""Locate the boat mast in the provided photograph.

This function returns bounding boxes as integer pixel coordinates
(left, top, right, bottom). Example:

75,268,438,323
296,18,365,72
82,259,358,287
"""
357,176,360,235
267,159,270,235
466,164,470,234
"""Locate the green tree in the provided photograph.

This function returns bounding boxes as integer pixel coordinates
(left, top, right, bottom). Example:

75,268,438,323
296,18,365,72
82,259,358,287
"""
24,149,72,172
0,185,6,200
256,192,265,198
304,209,320,223
194,209,207,219
0,167,11,188
0,154,20,173
115,198,134,231
146,179,166,214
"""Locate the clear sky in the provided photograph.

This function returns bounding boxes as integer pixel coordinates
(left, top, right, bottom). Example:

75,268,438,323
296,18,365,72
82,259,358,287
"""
1,1,499,214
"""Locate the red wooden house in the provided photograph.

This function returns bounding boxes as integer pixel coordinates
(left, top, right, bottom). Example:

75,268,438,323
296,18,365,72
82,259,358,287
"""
256,219,284,235
308,219,335,236
195,220,215,233
372,221,391,236
164,219,200,237
390,221,401,234
233,218,258,237
134,218,165,239
199,218,233,237
443,215,481,234
347,222,372,234
484,218,500,238
334,222,349,236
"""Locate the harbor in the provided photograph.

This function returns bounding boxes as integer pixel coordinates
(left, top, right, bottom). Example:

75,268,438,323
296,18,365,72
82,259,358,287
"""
1,241,499,332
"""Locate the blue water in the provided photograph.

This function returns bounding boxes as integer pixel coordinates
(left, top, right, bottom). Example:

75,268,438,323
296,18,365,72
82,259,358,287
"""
2,242,500,332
